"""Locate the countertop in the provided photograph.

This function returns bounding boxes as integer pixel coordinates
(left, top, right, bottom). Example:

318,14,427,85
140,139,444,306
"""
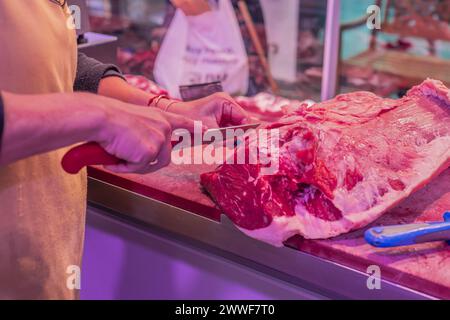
86,145,450,299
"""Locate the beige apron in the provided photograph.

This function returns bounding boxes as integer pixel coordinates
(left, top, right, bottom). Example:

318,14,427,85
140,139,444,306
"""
0,1,86,299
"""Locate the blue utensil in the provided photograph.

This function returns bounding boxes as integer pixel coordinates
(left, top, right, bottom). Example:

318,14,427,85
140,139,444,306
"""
365,212,450,247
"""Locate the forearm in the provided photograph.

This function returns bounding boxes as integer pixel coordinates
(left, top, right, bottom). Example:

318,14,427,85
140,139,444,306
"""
97,76,181,111
98,76,154,106
75,53,170,108
0,92,104,166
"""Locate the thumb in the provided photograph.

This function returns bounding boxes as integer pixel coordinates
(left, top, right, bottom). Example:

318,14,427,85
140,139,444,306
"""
231,103,250,125
220,100,250,126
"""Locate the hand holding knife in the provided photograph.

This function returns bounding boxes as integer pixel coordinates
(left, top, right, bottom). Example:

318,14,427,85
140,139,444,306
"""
62,82,257,174
61,122,261,174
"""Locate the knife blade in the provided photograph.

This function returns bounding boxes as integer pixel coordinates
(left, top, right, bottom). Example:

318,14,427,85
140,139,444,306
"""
203,122,261,136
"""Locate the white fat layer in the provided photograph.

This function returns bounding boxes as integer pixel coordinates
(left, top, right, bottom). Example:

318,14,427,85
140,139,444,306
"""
241,136,450,245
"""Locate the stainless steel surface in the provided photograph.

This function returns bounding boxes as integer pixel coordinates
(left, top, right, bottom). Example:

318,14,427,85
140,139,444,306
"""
87,176,436,300
85,206,327,299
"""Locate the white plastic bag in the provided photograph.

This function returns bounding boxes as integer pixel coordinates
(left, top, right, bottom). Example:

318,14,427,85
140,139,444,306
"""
154,0,249,98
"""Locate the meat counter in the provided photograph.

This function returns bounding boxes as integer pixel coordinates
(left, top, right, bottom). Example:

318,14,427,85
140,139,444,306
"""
80,157,449,300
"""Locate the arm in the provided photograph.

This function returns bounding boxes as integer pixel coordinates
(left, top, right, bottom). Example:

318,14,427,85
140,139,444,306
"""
75,52,154,106
0,91,195,173
97,76,250,127
74,52,125,93
0,91,104,165
76,52,250,127
98,76,154,106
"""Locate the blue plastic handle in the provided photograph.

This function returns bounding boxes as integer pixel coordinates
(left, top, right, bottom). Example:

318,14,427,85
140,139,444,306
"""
365,212,450,247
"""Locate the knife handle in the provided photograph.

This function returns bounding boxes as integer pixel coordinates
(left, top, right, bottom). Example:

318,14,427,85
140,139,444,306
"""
62,140,183,174
61,142,122,174
364,212,450,247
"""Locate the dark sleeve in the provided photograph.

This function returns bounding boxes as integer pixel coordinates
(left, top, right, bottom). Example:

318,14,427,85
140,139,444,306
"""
0,92,4,150
74,52,126,93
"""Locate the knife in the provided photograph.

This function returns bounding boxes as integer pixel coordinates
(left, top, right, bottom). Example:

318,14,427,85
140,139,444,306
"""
61,123,261,174
364,212,450,248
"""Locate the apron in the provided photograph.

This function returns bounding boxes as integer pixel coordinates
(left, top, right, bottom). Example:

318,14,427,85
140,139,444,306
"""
0,1,86,299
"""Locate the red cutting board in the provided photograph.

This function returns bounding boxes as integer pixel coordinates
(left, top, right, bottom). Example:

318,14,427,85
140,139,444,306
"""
88,146,450,299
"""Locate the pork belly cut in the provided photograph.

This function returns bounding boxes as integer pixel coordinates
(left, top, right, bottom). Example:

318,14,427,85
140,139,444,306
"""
201,79,450,246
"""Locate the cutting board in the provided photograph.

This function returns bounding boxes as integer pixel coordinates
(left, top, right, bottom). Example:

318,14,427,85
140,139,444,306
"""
88,148,450,299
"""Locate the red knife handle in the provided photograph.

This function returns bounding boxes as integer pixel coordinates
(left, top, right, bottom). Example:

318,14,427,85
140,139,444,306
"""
61,142,122,174
62,140,183,174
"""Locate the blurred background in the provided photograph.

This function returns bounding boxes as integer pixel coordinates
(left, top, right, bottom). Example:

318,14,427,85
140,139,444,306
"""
83,0,450,101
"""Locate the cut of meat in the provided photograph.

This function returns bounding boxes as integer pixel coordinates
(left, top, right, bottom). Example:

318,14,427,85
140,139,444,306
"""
235,93,314,117
201,79,450,246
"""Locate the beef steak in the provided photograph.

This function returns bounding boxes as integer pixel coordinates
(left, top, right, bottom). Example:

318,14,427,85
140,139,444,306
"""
201,79,450,246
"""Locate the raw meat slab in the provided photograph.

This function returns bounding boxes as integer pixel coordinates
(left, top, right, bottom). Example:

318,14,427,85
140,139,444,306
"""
201,79,450,245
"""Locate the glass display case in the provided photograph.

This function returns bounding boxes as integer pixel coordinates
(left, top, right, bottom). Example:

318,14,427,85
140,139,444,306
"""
85,0,450,102
85,0,327,102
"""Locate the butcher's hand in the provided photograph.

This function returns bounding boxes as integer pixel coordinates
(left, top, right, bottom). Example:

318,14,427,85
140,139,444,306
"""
161,92,250,129
95,97,199,174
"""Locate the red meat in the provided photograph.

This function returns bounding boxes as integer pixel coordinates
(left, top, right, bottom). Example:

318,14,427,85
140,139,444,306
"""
201,79,450,246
